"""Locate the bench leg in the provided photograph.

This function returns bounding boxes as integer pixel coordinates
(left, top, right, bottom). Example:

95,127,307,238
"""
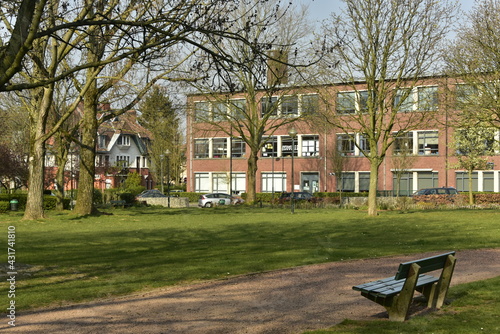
432,254,457,309
387,263,421,321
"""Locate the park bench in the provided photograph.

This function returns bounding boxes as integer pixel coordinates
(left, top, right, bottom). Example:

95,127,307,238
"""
352,251,456,321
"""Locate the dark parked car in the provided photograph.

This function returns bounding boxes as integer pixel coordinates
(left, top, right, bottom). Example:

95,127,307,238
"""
136,189,167,198
278,192,314,203
412,187,459,196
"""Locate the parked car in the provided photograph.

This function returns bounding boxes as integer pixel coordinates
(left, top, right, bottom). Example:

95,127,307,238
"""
136,189,167,198
278,192,314,203
412,187,459,196
198,193,244,208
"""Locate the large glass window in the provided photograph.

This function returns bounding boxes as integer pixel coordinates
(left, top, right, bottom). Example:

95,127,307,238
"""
116,155,130,167
262,172,286,193
359,172,370,192
262,136,278,157
418,131,439,155
281,136,298,157
117,135,131,146
394,88,415,112
212,138,227,158
194,101,210,122
393,172,414,196
212,173,229,192
261,96,278,117
393,132,414,155
359,90,375,112
194,173,210,192
417,86,438,111
455,84,478,108
456,171,479,192
230,99,246,120
337,134,355,156
212,101,227,121
358,134,371,156
302,94,319,115
483,172,495,192
336,91,356,114
417,171,439,189
338,172,355,192
281,96,299,116
231,138,246,158
194,139,209,158
302,135,319,156
231,173,246,194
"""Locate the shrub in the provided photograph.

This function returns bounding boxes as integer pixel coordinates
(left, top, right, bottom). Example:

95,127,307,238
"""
0,201,10,213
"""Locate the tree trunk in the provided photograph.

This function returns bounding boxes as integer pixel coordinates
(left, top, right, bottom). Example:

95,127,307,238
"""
367,159,381,216
54,151,68,211
23,88,52,220
468,169,474,205
246,150,259,204
74,93,99,216
23,136,46,220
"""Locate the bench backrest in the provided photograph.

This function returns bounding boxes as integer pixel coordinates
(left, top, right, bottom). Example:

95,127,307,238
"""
394,251,456,280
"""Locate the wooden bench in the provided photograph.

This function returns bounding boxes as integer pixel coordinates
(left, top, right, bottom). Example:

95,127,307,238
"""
352,251,457,321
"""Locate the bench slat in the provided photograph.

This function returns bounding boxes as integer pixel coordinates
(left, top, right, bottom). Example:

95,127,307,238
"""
395,251,455,279
353,274,438,297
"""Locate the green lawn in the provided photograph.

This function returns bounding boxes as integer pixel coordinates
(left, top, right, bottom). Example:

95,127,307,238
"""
1,206,499,313
305,276,500,334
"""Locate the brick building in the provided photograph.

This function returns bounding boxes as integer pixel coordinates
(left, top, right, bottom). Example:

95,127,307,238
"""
186,77,500,196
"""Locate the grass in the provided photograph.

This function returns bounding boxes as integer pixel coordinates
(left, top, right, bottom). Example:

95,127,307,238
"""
304,276,500,334
0,206,499,314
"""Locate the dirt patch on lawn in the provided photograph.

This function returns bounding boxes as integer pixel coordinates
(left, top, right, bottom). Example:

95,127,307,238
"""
4,248,500,334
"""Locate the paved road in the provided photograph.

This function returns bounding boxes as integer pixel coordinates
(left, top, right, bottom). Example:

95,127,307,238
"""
5,249,500,334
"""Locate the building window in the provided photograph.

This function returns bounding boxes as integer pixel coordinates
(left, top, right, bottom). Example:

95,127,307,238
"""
393,132,414,155
261,172,286,193
417,171,439,189
194,101,210,122
417,86,438,111
302,135,319,156
301,94,319,115
212,173,229,192
394,88,415,112
262,136,278,157
230,99,246,120
231,173,246,194
117,135,131,146
418,131,439,155
359,90,375,112
358,134,371,156
194,173,210,192
393,172,413,196
212,138,227,158
261,96,278,117
359,172,370,192
337,134,355,156
456,171,479,192
212,101,227,122
281,136,298,157
194,139,209,158
338,172,355,192
483,172,495,192
231,138,246,158
98,135,107,149
116,155,130,167
281,96,299,116
336,91,356,114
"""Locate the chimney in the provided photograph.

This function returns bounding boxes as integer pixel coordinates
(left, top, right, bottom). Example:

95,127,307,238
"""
267,50,289,86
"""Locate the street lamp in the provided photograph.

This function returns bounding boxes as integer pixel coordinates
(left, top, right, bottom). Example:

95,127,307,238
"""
159,154,164,195
288,127,297,214
166,150,171,208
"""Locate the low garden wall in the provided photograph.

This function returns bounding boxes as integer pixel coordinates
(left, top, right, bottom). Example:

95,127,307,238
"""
139,197,190,208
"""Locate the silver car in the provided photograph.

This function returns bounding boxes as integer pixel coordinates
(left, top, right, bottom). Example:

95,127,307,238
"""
198,193,242,208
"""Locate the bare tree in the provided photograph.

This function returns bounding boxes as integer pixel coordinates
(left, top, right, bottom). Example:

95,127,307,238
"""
444,0,500,129
318,0,457,216
188,0,318,203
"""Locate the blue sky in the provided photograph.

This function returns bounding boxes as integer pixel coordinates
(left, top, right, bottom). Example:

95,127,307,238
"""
299,0,475,24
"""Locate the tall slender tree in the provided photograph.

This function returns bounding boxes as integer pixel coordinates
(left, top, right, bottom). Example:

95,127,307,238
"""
318,0,457,216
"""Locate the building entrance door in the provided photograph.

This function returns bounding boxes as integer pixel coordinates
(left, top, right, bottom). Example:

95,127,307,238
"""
301,172,319,193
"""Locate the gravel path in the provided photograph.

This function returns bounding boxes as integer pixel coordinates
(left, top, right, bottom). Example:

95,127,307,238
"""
5,248,500,334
